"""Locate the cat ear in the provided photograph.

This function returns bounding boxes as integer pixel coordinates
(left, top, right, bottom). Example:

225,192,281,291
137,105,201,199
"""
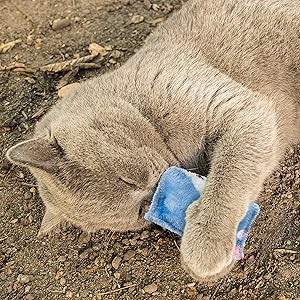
6,138,61,171
37,209,63,238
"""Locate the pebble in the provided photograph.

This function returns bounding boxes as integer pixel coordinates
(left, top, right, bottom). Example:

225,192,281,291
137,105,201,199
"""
79,249,92,259
123,250,135,261
143,283,158,294
110,50,123,59
152,4,160,11
58,83,81,98
25,285,31,293
111,256,122,269
60,277,66,285
187,286,198,297
78,232,91,244
26,294,34,300
51,18,71,31
92,244,100,251
114,272,121,279
17,274,31,284
229,288,237,296
140,230,149,240
141,247,148,256
94,257,106,267
129,238,137,246
55,271,64,280
24,191,32,200
131,15,144,24
144,0,151,9
57,255,66,262
66,291,74,298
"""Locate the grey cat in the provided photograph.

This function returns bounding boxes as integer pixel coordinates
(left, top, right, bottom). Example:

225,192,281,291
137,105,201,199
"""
6,0,300,281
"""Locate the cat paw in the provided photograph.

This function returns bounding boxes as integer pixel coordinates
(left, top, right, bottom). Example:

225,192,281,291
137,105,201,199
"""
180,201,237,281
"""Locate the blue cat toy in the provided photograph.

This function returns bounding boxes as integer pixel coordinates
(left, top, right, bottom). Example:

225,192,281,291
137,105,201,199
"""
144,166,260,260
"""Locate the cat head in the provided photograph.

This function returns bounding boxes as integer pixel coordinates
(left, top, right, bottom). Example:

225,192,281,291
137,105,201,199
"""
6,80,177,237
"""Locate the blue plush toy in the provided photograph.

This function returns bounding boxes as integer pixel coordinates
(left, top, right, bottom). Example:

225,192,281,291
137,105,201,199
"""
144,166,260,260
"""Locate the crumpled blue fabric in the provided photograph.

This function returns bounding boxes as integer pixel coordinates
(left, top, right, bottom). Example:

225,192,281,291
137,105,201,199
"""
144,166,260,260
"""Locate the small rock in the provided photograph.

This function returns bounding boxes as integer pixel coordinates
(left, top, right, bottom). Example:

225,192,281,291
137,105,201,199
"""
94,257,106,267
108,58,117,64
29,187,36,194
79,249,92,259
131,15,144,24
290,254,296,261
26,294,34,300
58,83,81,98
140,230,149,240
25,285,31,293
129,238,137,246
187,286,198,297
112,256,122,270
229,288,237,296
123,250,135,261
92,244,100,251
78,232,91,244
66,291,74,298
59,277,66,285
51,18,71,31
141,248,148,256
114,272,121,279
24,191,32,200
17,274,31,284
35,38,42,50
152,3,160,11
144,283,158,294
55,271,64,280
58,255,66,262
88,43,108,56
110,50,123,59
277,294,290,300
144,0,152,9
27,215,33,224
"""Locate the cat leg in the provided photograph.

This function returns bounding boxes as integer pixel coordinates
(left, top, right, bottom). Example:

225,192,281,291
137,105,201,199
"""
180,108,285,280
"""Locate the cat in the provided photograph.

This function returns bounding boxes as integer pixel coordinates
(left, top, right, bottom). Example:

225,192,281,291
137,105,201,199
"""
6,0,300,281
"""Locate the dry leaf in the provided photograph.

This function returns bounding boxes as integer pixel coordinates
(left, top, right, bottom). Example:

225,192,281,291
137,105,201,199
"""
40,53,97,72
40,43,106,73
0,39,22,53
0,62,33,73
88,43,108,56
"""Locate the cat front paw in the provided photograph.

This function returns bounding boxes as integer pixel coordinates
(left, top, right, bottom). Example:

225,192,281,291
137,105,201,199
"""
180,201,237,281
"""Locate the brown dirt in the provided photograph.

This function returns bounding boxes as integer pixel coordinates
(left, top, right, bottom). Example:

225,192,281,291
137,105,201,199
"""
0,1,299,299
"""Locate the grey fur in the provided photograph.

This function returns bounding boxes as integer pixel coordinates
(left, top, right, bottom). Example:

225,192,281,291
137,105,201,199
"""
6,0,300,281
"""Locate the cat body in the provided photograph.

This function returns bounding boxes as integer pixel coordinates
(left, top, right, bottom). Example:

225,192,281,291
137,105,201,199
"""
6,0,300,280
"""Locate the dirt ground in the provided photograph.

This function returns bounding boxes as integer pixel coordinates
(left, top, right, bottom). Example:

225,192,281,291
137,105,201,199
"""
0,0,299,299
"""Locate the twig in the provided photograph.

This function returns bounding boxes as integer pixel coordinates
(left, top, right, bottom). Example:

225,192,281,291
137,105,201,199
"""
11,3,35,25
96,284,137,296
274,248,297,254
174,240,180,252
20,182,38,187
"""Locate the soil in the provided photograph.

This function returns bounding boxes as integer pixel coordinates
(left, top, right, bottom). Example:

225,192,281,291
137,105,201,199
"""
0,1,299,299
